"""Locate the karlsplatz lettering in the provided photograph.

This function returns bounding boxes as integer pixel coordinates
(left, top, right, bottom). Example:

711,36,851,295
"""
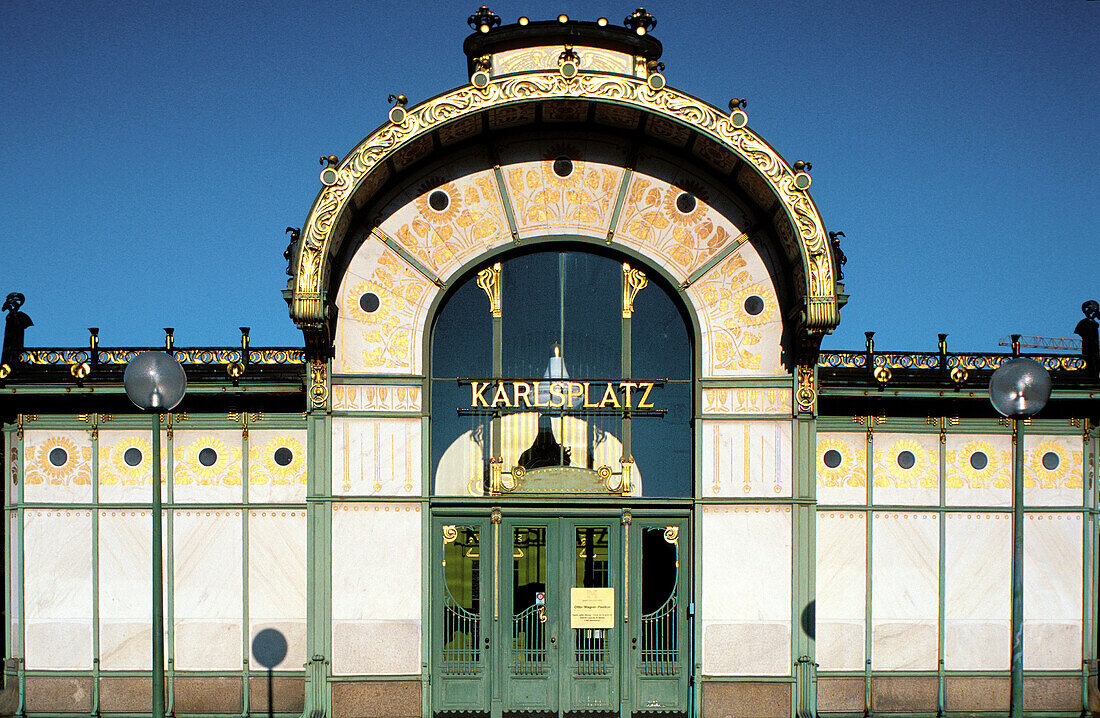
469,381,658,409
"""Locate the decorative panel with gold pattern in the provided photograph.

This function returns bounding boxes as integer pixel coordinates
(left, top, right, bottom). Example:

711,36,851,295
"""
1024,434,1084,506
98,430,168,504
946,434,1011,507
247,430,307,503
336,240,440,375
614,157,752,282
172,430,242,503
686,246,784,377
816,432,867,505
376,168,510,281
701,420,791,497
332,418,421,496
23,429,92,503
498,137,628,242
491,45,635,76
701,387,791,415
872,433,939,506
332,384,422,412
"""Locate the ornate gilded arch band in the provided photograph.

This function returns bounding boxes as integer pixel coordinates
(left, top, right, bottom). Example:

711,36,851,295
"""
291,71,839,338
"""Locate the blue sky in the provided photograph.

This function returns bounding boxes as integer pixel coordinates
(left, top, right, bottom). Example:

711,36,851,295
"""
1,1,1096,353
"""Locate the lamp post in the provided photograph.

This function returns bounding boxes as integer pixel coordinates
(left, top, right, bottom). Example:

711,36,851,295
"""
988,356,1051,717
123,350,187,718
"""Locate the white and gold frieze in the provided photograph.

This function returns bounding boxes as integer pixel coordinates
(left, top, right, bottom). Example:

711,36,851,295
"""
332,417,421,496
872,433,940,505
22,429,92,503
247,430,307,503
702,420,791,497
332,384,422,412
172,430,242,503
816,432,867,505
701,387,791,415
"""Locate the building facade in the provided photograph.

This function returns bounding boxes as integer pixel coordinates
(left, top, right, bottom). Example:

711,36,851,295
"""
2,10,1098,718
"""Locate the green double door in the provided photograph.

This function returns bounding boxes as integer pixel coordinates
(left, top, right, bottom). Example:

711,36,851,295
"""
432,512,689,716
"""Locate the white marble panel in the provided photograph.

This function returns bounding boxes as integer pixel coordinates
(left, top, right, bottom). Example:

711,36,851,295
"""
945,434,1011,507
248,510,307,669
24,509,92,669
944,513,1010,670
173,510,242,670
816,432,867,505
22,429,93,503
1024,435,1084,507
702,421,791,497
247,430,307,503
873,433,940,506
331,503,422,675
332,418,421,497
701,506,791,675
172,430,243,503
98,509,160,670
98,429,168,503
816,511,865,670
871,512,939,669
1024,512,1082,669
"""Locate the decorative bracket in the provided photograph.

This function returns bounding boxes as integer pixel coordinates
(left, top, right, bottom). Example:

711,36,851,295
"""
477,262,502,317
622,263,648,317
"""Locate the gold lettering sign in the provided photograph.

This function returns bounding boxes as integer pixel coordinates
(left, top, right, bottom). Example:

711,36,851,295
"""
570,587,615,629
466,380,660,410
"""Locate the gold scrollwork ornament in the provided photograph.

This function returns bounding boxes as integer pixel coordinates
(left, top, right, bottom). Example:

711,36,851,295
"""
621,263,647,317
796,364,817,414
309,359,328,409
477,262,502,317
442,525,458,544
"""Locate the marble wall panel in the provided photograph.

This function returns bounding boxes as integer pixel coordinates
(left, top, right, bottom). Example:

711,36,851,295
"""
98,510,156,670
248,510,307,670
98,430,168,503
1024,435,1084,506
873,433,939,506
172,430,242,503
701,506,791,675
817,432,868,505
702,420,791,498
332,418,421,497
247,430,307,503
24,509,92,669
336,239,440,375
871,512,939,670
946,434,1011,507
686,246,784,378
22,429,92,503
173,510,242,670
944,513,1010,670
1024,512,1082,669
331,503,422,675
816,511,866,670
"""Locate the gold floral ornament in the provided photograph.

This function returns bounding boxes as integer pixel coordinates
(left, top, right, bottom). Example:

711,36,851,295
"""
23,436,91,486
101,435,158,487
394,175,505,275
248,436,306,487
174,437,241,487
695,253,779,373
947,439,1009,489
1027,439,1082,490
874,438,936,489
343,250,430,371
505,157,618,234
621,180,733,276
817,438,865,488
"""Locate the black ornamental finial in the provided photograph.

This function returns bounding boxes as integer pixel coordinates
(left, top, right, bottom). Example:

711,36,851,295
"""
1075,300,1099,377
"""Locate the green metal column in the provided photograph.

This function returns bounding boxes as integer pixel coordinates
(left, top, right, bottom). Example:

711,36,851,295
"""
791,365,817,718
152,412,166,718
1010,419,1024,717
304,360,333,718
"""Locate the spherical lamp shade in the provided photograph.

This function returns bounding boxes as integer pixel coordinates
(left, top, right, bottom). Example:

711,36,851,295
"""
124,351,187,411
988,357,1051,418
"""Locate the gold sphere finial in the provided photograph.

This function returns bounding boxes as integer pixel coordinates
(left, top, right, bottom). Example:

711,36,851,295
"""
558,13,568,23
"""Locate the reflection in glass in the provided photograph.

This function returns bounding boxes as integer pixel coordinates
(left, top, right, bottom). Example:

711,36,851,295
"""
574,527,610,675
511,528,547,674
640,528,679,675
442,526,481,674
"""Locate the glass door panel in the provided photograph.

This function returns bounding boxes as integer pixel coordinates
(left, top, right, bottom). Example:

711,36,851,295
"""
434,520,490,712
630,519,689,712
563,519,619,711
503,523,558,712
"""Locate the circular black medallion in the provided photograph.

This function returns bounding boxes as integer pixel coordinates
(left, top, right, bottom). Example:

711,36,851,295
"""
359,293,380,313
274,447,294,467
552,156,573,178
124,447,143,467
969,451,988,471
897,451,916,469
48,448,68,467
198,448,218,467
675,192,696,213
1042,451,1060,471
428,190,449,211
744,295,765,316
823,449,842,469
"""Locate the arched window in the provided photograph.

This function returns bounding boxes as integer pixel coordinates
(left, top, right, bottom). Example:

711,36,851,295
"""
431,247,692,497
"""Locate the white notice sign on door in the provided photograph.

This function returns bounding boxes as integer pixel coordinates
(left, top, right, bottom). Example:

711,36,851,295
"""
570,587,614,628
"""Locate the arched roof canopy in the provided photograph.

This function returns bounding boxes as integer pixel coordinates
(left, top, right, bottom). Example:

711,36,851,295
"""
290,71,841,361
